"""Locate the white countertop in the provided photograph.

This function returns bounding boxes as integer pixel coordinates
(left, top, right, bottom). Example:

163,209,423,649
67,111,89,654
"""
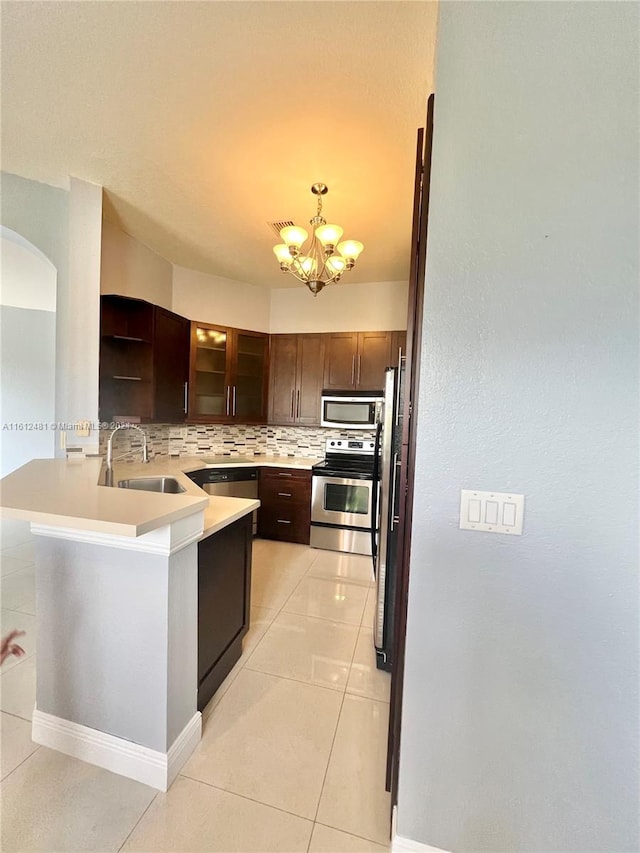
0,454,319,539
181,455,319,471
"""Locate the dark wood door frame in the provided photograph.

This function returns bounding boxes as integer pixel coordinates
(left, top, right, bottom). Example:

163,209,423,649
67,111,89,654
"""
386,94,435,810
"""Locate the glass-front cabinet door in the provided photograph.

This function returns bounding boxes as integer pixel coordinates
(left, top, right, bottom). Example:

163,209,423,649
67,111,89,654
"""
234,331,268,421
188,323,269,423
190,323,231,421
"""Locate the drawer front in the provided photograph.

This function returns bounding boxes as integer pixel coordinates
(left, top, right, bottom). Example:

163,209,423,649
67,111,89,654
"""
259,475,310,507
258,506,310,545
260,467,311,483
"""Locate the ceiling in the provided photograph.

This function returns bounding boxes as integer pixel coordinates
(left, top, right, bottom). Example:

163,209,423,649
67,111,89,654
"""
1,1,438,289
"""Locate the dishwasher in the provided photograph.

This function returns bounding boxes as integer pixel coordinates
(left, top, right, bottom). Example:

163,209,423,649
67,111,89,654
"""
187,468,259,535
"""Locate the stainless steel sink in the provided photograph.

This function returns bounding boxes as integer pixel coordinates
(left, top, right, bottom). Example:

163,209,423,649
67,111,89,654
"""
117,476,186,494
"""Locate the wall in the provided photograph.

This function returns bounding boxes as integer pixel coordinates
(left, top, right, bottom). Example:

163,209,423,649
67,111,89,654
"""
397,3,639,853
62,177,102,452
36,535,197,753
0,230,57,476
0,173,103,456
0,172,69,449
172,265,271,331
101,219,173,310
101,224,406,334
270,280,408,333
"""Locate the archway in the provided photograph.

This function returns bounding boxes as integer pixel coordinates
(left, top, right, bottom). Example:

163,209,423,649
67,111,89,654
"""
1,227,57,477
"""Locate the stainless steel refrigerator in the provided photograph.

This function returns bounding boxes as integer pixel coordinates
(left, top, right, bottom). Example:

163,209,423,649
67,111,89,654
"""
371,364,405,671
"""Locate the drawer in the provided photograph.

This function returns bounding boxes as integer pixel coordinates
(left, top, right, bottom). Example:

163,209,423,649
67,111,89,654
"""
259,476,310,507
258,506,310,545
260,467,311,483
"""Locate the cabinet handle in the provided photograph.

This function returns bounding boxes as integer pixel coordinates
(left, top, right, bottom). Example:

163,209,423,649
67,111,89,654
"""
398,345,405,366
296,389,300,418
277,472,293,477
357,354,362,386
277,492,292,497
232,385,236,416
183,381,188,414
290,389,295,418
351,355,355,385
226,386,231,416
277,519,292,524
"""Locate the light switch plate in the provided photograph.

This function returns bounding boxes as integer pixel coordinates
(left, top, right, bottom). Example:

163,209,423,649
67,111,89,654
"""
460,490,524,535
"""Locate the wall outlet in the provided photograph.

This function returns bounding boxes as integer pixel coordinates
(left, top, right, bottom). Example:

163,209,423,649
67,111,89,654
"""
75,420,91,437
460,489,525,535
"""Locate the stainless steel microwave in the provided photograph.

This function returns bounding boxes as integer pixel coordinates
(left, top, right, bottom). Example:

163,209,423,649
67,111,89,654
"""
320,391,383,430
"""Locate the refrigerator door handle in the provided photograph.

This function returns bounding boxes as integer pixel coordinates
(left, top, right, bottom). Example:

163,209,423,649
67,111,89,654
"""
394,359,403,428
390,453,401,530
370,420,382,572
374,367,396,651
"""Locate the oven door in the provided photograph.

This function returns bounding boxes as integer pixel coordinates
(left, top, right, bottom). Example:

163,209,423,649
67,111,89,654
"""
311,474,373,529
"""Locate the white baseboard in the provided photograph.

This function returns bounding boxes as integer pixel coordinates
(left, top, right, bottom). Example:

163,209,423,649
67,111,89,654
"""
32,708,202,791
166,711,202,789
392,836,451,853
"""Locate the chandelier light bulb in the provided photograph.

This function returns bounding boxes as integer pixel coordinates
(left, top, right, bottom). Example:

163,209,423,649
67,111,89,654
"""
337,239,364,262
297,255,317,276
315,223,344,250
279,225,308,251
326,256,346,275
273,244,292,265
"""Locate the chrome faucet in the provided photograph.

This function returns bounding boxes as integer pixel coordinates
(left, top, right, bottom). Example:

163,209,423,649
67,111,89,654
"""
106,424,150,472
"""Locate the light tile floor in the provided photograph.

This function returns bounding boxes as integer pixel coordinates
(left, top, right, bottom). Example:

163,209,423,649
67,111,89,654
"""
0,521,391,852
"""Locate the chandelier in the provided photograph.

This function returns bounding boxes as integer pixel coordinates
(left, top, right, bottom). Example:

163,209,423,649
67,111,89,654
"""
272,183,364,296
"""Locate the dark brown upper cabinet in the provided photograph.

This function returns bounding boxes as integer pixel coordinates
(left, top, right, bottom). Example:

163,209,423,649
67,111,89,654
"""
188,321,269,424
391,330,407,367
268,334,326,426
323,330,394,392
154,306,190,422
99,295,189,423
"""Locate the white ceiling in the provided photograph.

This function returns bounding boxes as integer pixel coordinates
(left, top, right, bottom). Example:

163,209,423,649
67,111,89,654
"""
1,1,438,289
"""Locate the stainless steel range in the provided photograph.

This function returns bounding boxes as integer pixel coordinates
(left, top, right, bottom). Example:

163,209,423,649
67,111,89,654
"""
310,438,376,556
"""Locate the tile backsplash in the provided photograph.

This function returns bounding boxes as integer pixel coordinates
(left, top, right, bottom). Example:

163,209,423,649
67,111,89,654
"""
99,423,376,462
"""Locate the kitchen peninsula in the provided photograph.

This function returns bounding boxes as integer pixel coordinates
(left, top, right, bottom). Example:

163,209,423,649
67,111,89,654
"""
0,453,315,791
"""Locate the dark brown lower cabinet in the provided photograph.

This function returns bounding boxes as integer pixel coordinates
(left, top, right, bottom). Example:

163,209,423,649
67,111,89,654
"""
258,468,311,544
197,513,252,711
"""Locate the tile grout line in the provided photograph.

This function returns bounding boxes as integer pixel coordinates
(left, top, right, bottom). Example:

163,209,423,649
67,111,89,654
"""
241,665,350,695
177,772,316,826
309,600,363,848
0,743,41,784
116,792,159,852
314,817,390,850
